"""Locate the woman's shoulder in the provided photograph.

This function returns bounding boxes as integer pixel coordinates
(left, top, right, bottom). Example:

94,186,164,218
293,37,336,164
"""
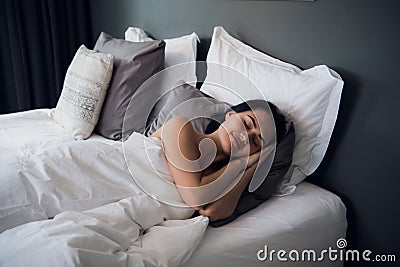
150,115,194,139
161,115,201,161
164,115,195,133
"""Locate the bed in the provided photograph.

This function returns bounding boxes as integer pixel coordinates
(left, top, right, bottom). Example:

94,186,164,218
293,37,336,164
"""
0,108,346,267
185,181,347,267
0,26,346,267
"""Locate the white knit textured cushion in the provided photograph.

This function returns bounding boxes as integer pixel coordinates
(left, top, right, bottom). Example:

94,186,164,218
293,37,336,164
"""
201,26,344,193
54,45,114,140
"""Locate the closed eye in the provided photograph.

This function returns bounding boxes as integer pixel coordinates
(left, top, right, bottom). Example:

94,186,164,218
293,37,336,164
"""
253,137,259,147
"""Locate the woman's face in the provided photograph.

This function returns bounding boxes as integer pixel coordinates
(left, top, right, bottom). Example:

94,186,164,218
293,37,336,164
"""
219,108,272,158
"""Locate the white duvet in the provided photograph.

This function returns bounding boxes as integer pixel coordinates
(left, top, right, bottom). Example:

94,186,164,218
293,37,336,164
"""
0,109,208,267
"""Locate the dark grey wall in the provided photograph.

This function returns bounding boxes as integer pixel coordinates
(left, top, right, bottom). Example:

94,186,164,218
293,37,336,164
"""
89,0,400,264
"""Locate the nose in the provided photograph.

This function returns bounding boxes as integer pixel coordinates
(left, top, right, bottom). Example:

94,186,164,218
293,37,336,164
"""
239,130,256,144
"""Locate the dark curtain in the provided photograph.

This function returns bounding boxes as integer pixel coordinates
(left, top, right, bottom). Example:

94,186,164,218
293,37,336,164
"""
0,0,93,114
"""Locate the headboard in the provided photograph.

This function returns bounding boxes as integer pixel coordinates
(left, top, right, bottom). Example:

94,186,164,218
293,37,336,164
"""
89,0,399,258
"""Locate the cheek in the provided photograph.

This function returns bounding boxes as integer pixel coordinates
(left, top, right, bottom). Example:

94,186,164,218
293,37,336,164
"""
250,145,261,155
231,143,252,158
225,116,242,131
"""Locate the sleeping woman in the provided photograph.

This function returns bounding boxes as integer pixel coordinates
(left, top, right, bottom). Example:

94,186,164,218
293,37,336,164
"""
0,100,286,266
150,99,285,222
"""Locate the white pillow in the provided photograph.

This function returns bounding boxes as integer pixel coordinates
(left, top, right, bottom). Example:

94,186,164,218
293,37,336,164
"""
200,26,344,193
54,45,114,140
125,27,199,84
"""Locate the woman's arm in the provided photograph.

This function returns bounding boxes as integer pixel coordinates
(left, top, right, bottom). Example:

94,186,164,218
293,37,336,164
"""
161,116,258,210
162,116,202,188
198,156,259,221
200,150,260,185
161,116,243,209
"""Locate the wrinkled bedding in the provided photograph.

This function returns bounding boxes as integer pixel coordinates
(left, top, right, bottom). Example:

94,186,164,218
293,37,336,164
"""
0,109,208,266
0,197,208,267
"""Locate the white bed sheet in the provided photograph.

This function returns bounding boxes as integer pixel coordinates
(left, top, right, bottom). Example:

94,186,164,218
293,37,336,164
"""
184,181,347,267
0,109,347,267
0,109,209,266
0,108,138,232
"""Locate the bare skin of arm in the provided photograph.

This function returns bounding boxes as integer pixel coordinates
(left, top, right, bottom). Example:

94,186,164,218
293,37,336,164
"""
200,151,260,185
199,160,258,221
152,116,249,209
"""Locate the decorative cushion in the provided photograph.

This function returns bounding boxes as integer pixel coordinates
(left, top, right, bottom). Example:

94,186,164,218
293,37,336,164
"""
200,26,344,193
94,32,165,140
54,44,113,140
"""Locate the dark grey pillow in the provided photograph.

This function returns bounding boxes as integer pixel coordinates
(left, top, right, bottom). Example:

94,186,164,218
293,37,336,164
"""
93,32,165,140
145,82,230,136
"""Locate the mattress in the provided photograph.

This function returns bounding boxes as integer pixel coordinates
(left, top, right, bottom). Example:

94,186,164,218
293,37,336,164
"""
184,181,347,267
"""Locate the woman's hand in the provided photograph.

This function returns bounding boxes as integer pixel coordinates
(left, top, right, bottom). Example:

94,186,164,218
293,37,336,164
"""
234,151,260,170
198,189,238,221
244,151,261,169
198,162,258,221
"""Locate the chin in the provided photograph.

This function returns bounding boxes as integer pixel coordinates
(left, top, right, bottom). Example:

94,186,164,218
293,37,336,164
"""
230,144,246,158
231,146,252,158
231,150,244,158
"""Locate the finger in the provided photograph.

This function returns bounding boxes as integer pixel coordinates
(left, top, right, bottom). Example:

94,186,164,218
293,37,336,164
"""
199,207,210,217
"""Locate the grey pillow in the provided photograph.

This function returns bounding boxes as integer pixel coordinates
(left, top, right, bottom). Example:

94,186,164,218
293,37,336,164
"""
93,32,165,140
144,82,230,136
